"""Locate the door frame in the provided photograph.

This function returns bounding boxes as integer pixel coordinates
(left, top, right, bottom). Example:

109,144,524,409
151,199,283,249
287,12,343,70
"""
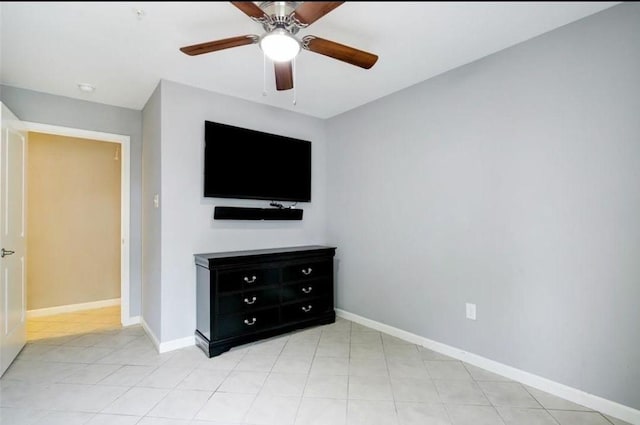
22,121,133,326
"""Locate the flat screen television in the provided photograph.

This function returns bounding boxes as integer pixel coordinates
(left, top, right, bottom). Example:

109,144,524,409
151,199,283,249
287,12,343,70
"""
204,121,311,202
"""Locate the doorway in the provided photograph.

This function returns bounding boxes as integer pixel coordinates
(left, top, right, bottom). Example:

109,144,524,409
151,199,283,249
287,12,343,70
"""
26,132,123,340
23,122,131,330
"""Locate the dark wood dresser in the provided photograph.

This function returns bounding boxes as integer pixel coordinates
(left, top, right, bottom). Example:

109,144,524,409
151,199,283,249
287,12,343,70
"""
194,245,336,357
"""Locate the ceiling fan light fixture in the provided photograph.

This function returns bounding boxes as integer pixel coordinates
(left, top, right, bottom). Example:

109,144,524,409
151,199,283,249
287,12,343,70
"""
259,28,300,62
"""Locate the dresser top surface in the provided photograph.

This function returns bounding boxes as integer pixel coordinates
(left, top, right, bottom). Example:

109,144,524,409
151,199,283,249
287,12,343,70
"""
194,245,336,261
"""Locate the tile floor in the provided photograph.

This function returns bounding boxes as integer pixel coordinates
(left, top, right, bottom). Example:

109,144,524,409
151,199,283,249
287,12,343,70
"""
0,308,632,425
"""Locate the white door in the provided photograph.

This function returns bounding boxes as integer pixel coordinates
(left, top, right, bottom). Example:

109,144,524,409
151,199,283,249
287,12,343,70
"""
0,103,27,376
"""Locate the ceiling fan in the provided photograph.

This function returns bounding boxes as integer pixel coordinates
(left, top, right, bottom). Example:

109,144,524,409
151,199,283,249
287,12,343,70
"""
179,1,378,91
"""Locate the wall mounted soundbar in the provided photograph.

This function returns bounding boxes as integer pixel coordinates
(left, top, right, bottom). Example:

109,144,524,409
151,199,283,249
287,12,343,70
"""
214,206,303,221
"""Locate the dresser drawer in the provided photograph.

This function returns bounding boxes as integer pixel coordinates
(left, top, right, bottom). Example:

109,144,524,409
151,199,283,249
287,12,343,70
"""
282,279,331,303
216,307,280,339
282,297,332,323
217,288,280,315
282,260,331,282
217,267,279,293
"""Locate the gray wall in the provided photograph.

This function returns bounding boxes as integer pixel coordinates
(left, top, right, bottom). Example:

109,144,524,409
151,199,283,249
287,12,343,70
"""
141,85,162,338
158,80,328,342
326,3,640,409
0,85,143,318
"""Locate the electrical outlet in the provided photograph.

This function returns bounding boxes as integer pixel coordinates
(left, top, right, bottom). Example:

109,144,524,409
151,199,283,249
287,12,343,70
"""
153,194,159,208
466,303,477,320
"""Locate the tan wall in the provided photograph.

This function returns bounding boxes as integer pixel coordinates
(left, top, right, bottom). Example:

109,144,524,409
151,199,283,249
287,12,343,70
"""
27,132,121,310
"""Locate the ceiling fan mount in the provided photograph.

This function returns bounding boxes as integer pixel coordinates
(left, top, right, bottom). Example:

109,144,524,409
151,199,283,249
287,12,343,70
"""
180,1,378,91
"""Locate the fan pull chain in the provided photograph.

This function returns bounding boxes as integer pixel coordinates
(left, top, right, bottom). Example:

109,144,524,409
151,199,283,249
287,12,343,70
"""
292,57,297,106
262,53,267,96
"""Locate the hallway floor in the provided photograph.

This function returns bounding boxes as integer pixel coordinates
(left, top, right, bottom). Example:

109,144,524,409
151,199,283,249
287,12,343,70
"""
26,306,121,342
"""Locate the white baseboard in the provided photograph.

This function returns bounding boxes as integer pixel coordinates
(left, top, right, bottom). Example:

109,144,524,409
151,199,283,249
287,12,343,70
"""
122,315,141,327
140,317,194,354
336,309,640,425
140,317,161,351
27,298,121,318
158,335,195,353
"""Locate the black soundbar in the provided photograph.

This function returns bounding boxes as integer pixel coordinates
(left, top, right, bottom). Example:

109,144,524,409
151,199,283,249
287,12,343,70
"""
214,206,303,221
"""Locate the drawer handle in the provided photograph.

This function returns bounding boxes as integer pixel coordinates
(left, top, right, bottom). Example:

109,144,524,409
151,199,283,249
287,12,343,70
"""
244,275,257,284
301,305,313,313
302,286,313,294
244,317,257,326
301,267,313,276
244,296,257,305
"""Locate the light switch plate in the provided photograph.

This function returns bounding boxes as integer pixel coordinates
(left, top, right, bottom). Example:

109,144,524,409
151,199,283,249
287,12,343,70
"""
466,303,477,320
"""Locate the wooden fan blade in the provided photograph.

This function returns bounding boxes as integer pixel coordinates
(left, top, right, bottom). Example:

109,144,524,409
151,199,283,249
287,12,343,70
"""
302,36,378,69
230,1,267,19
293,1,344,26
274,61,294,91
180,35,258,56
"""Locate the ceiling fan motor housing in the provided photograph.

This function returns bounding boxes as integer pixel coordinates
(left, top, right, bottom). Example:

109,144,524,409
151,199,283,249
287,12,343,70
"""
258,1,304,34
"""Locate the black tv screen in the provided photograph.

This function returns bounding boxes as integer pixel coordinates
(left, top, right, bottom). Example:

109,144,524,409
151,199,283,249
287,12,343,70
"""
204,121,311,202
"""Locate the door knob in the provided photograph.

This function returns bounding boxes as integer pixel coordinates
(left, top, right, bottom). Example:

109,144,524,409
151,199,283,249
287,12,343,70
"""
1,248,15,258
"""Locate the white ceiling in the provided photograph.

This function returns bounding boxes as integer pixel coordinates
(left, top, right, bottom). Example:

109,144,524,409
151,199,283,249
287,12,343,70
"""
0,2,618,119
